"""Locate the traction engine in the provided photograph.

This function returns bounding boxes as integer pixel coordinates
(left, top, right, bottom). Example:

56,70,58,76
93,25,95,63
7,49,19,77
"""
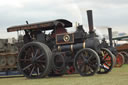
7,10,114,78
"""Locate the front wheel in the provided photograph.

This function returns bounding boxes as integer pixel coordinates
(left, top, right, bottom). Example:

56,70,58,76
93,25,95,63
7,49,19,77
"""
74,48,100,76
115,53,125,67
97,48,114,74
120,51,128,64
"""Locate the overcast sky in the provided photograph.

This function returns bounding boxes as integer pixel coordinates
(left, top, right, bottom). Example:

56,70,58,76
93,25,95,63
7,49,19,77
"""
0,0,128,38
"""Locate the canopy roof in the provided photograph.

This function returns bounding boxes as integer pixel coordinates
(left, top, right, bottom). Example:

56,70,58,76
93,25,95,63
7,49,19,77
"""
7,19,72,32
112,36,128,41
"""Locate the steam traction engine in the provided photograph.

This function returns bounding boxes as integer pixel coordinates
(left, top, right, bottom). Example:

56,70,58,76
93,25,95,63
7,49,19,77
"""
7,10,114,78
100,28,125,67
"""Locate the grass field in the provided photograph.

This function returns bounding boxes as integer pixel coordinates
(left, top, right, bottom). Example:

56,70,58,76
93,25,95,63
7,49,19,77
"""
1,65,128,85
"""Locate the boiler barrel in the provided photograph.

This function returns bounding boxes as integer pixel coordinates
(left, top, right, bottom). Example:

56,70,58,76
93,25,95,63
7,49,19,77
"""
57,38,100,53
58,42,85,52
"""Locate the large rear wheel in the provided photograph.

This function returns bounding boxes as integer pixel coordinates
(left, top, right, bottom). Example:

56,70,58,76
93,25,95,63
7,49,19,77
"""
18,42,52,79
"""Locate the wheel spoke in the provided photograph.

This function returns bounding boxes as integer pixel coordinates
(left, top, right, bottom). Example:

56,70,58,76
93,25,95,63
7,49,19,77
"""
105,60,111,62
36,53,45,60
88,54,93,61
81,53,85,59
36,63,43,71
31,52,34,58
19,59,31,62
34,49,39,58
80,53,87,63
88,66,94,73
89,64,97,70
79,63,85,71
23,64,32,71
41,65,46,69
104,55,109,60
37,60,46,63
104,62,110,67
30,46,35,52
29,66,35,76
30,46,35,58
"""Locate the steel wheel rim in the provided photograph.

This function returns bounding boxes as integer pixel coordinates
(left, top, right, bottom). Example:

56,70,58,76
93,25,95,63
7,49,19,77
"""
75,48,100,76
120,51,128,64
98,48,114,74
18,44,47,78
115,53,124,67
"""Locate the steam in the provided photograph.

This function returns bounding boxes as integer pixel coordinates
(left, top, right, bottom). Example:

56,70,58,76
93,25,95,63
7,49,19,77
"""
72,0,88,31
94,27,104,40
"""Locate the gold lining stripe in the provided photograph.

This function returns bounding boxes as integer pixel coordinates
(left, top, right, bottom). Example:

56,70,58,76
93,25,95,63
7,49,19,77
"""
71,44,73,52
101,51,104,56
58,46,61,51
83,41,86,48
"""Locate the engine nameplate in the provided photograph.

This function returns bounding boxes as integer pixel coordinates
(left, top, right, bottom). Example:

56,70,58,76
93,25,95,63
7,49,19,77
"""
56,33,74,45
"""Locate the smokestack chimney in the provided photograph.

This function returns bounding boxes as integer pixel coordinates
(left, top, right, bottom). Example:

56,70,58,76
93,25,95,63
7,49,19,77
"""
87,10,94,33
26,21,29,24
108,28,113,47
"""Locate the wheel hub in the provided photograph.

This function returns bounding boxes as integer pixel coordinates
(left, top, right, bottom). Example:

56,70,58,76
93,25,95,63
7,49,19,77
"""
31,57,37,64
84,59,88,64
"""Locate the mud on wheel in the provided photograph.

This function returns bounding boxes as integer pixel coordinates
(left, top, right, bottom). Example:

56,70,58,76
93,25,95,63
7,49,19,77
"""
74,48,100,76
97,48,114,74
18,42,52,79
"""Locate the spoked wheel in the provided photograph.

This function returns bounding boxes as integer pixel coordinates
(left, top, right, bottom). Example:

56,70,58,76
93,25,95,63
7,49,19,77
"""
115,53,125,67
97,48,114,74
120,51,128,64
74,48,100,76
48,53,65,77
18,42,52,79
